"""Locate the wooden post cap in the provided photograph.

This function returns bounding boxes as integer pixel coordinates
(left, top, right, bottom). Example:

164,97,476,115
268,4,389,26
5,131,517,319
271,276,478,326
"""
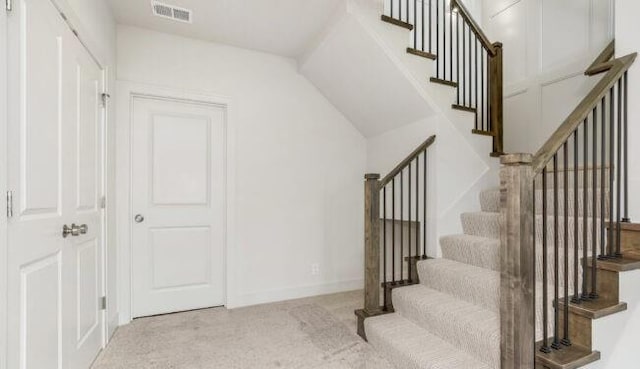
501,153,533,165
365,173,381,180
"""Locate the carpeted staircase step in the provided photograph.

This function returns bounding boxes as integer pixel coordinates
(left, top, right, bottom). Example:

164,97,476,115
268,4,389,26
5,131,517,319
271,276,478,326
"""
480,188,609,217
393,285,500,367
461,212,605,252
440,234,500,271
417,258,499,312
365,313,494,369
461,212,501,239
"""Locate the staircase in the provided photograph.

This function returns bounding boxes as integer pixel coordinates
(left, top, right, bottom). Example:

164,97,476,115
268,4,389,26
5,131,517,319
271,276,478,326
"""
355,1,639,368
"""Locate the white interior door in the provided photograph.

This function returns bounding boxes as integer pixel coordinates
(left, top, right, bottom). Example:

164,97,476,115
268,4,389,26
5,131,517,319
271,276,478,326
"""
6,0,105,368
131,97,226,318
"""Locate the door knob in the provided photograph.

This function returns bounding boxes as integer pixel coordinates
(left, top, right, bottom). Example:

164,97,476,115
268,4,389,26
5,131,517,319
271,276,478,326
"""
78,224,88,234
62,224,80,238
134,214,145,223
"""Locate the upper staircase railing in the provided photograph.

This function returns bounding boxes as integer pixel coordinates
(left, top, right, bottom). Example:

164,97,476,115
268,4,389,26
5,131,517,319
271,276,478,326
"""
501,42,637,369
356,135,435,340
381,0,503,156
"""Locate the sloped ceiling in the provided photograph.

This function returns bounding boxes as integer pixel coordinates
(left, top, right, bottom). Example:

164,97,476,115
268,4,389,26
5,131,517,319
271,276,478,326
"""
107,0,344,57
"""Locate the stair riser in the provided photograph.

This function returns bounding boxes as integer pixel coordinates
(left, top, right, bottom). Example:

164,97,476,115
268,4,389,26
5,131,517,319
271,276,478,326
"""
440,237,500,271
480,189,610,218
462,213,611,250
418,260,500,312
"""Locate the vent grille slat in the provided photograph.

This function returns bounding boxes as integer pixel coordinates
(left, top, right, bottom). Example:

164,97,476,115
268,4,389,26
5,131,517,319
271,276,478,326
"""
151,1,192,23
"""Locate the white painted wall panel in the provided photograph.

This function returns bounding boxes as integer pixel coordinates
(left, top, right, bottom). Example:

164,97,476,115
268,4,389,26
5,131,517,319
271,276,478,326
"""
483,0,613,153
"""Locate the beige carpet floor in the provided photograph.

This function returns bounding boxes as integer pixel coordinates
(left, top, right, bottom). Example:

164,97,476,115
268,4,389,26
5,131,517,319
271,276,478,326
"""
91,290,394,369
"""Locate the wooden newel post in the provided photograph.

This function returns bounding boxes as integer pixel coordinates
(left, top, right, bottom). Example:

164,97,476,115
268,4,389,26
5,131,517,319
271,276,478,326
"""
490,42,504,155
500,154,535,369
356,173,383,340
364,173,381,315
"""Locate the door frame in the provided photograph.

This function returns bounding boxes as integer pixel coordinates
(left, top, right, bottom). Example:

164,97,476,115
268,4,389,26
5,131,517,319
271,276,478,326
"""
116,81,236,324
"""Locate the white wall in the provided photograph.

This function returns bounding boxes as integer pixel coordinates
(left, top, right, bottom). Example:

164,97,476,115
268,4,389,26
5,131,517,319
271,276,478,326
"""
616,0,640,223
54,0,119,340
116,25,367,311
482,0,613,154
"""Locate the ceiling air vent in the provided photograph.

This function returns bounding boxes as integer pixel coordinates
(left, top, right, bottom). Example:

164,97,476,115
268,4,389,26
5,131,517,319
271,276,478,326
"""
151,1,192,23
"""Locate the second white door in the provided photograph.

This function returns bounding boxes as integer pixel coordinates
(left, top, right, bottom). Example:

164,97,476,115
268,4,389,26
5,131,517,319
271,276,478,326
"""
131,96,226,318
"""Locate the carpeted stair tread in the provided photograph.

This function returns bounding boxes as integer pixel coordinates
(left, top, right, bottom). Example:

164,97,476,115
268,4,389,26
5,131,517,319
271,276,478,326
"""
440,234,500,271
417,258,499,312
462,212,605,251
392,284,499,367
365,313,494,369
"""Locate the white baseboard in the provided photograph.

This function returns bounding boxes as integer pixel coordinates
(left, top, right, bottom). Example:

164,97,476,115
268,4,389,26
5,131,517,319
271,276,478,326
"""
228,279,364,309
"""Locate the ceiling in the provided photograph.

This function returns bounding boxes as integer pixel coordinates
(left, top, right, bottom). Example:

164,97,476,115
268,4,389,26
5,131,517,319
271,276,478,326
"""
107,0,345,58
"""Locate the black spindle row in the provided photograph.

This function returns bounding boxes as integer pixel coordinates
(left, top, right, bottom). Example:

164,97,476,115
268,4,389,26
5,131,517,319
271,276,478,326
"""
534,74,629,353
383,0,494,136
380,145,431,310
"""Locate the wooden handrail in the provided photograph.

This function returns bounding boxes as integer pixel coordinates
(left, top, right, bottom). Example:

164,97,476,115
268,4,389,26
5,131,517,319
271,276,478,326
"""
585,40,615,76
451,0,497,56
531,52,637,174
380,135,436,186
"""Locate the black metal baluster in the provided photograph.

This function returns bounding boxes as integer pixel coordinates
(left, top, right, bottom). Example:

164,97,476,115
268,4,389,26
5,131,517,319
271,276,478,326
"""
600,97,606,259
475,37,479,130
401,170,404,282
462,22,466,105
552,155,561,350
582,119,589,300
413,0,418,49
573,131,581,304
456,15,461,104
449,0,453,81
436,0,439,78
392,177,396,283
616,79,623,256
423,150,427,258
390,0,394,19
541,167,551,353
421,0,425,52
406,0,409,23
481,48,485,131
428,0,432,53
562,144,571,346
467,26,471,106
442,0,446,78
623,72,629,222
415,158,419,259
409,161,412,280
383,185,387,308
591,107,599,299
609,88,615,257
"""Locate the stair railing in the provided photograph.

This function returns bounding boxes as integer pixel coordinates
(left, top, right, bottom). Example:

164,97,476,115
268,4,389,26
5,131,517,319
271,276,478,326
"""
356,135,435,340
501,43,636,369
381,0,503,155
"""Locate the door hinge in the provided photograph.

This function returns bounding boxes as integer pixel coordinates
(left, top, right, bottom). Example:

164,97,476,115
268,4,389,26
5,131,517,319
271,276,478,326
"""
6,0,12,12
100,296,107,310
101,93,110,108
100,196,106,209
6,191,13,218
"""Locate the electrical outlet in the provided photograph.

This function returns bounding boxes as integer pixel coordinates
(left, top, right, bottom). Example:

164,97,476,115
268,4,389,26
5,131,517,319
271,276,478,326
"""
311,263,320,275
